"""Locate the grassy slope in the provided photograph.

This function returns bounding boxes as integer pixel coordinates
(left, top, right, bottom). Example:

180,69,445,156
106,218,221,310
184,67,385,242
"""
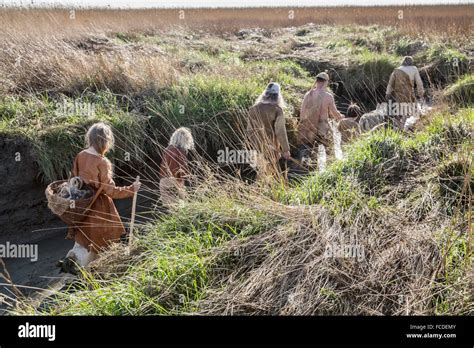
1,23,472,315
1,24,471,182
18,107,473,316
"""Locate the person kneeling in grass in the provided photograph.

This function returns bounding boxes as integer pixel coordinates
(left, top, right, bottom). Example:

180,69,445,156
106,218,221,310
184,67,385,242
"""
159,127,194,208
60,122,141,273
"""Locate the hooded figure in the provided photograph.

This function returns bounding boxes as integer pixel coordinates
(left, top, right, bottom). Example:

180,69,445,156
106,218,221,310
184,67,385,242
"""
387,56,424,104
247,82,291,178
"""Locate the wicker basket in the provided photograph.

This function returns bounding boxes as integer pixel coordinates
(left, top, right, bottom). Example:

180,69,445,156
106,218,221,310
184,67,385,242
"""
45,180,96,226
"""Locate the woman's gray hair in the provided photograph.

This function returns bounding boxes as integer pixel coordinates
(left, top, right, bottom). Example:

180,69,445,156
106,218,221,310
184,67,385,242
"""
169,127,194,152
401,56,414,66
85,122,115,154
254,90,286,109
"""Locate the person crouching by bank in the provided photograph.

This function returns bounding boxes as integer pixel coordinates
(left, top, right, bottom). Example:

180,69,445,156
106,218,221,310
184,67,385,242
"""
61,122,141,272
246,82,291,181
159,127,194,208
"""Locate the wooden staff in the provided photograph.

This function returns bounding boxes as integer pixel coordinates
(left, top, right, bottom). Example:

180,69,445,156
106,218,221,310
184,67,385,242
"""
129,176,140,247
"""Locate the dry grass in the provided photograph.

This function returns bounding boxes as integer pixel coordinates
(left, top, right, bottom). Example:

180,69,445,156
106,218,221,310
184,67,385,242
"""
193,114,473,316
198,206,444,315
0,35,178,96
1,4,472,316
0,5,473,39
1,6,471,99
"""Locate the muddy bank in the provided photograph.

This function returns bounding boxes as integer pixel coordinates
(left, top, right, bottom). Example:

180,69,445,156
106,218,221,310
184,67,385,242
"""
0,132,159,313
0,191,156,315
0,136,61,245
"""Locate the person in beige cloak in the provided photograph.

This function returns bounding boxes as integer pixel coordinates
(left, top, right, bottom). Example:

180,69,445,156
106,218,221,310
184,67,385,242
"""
297,72,344,163
386,56,424,128
247,82,291,179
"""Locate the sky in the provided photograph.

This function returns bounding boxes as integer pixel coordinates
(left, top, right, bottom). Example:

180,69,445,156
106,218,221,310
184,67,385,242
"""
1,0,473,8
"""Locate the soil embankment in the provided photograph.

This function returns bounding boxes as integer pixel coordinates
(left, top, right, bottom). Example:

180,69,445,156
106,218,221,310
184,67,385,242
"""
0,136,59,245
0,135,156,313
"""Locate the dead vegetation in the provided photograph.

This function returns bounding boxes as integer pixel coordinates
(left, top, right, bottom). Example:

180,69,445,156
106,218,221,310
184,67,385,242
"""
1,5,472,316
198,207,444,315
194,117,473,316
1,5,473,38
0,36,177,96
10,108,471,316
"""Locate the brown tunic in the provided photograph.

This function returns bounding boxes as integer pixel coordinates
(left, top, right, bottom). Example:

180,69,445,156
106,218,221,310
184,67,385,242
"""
159,146,189,184
247,103,290,155
159,146,189,206
387,68,416,104
69,150,134,253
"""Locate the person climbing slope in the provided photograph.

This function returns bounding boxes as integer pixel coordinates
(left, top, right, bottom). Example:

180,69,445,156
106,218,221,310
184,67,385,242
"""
159,127,194,208
59,122,141,272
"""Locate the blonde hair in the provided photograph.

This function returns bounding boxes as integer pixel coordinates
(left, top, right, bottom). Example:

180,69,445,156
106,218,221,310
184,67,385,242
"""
169,127,194,152
254,90,286,109
85,122,115,154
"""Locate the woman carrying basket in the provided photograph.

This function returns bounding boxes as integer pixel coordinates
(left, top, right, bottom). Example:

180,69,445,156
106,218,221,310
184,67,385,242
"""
60,122,140,271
